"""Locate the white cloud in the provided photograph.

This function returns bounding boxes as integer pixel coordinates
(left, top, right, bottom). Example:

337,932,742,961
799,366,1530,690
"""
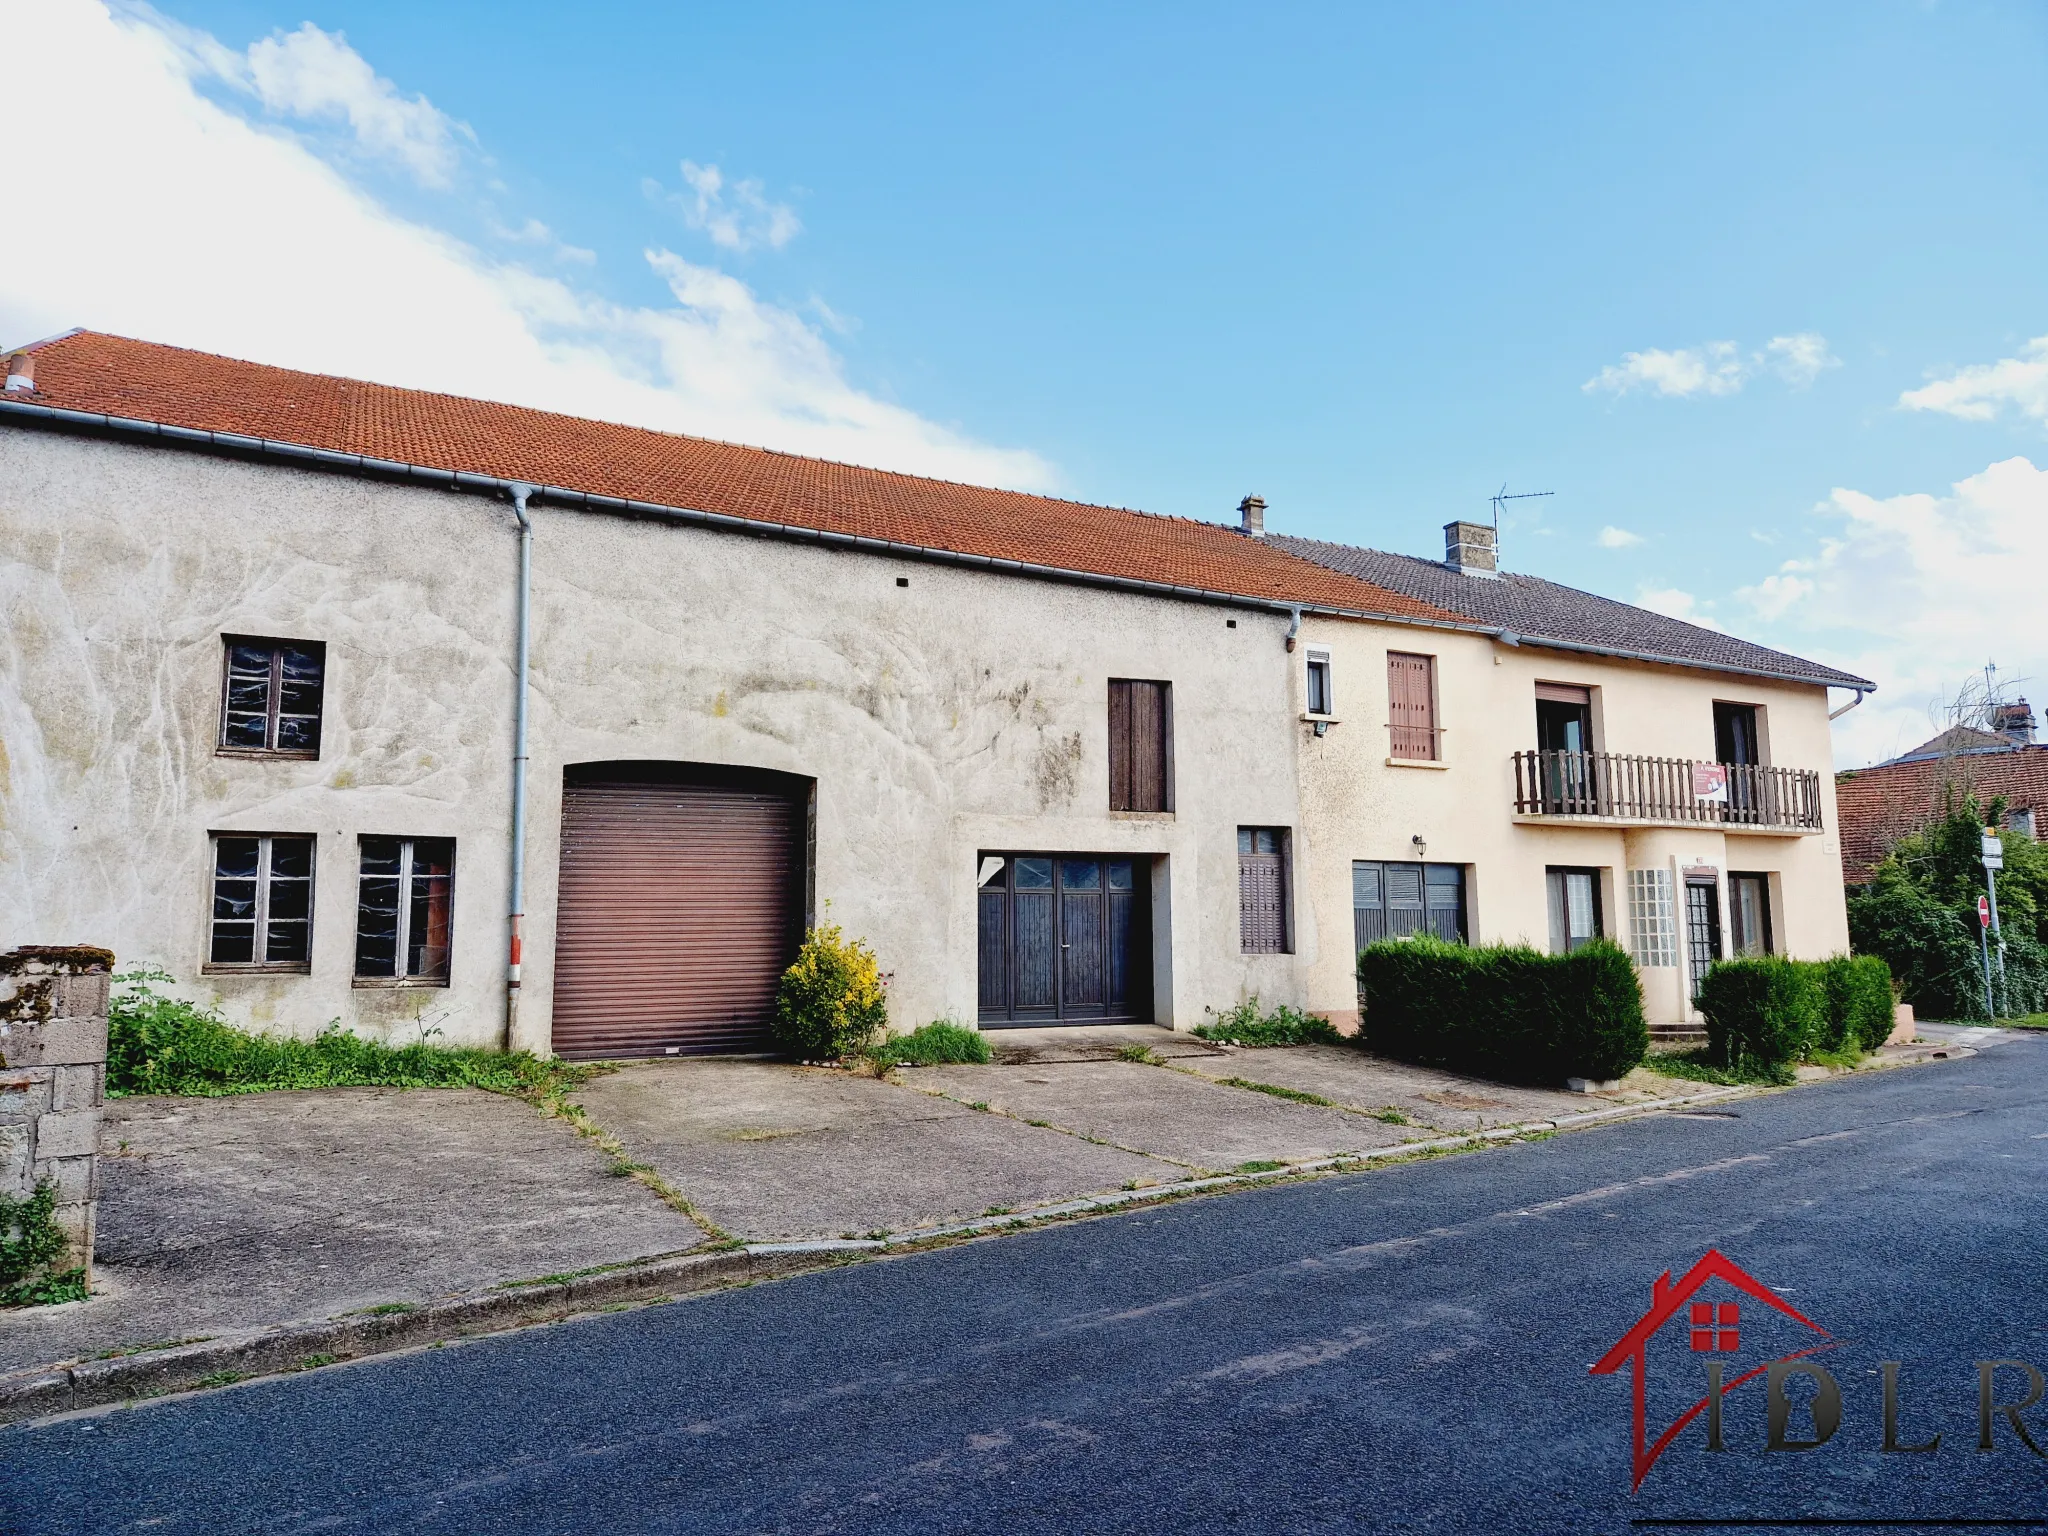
1636,587,1724,630
491,217,597,266
1584,333,1837,398
1764,332,1839,387
648,160,803,254
1736,456,2048,766
0,1,1049,490
1899,335,2048,425
1585,342,1746,398
1595,525,1643,548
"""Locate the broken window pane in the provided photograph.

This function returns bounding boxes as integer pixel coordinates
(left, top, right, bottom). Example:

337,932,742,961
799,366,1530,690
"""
356,836,455,983
210,834,314,968
218,638,325,754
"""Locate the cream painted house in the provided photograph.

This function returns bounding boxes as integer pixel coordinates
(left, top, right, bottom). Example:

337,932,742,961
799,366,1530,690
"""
0,332,1872,1056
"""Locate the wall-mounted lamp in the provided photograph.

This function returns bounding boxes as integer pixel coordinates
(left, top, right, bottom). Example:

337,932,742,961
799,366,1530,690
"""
1312,720,1330,738
1410,834,1427,858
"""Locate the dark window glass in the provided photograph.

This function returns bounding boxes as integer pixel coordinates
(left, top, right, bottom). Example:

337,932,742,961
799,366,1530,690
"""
1107,860,1134,891
1014,857,1053,889
1306,656,1333,716
209,834,314,968
218,639,325,755
356,837,455,983
1060,861,1101,891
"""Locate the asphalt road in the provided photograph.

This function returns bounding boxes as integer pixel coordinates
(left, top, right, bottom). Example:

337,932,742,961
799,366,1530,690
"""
5,1039,2047,1535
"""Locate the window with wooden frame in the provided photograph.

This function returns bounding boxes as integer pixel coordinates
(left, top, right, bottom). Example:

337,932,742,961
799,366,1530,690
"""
1305,651,1334,716
355,837,456,985
218,638,326,757
1238,827,1291,953
1386,652,1439,760
1545,866,1603,955
1108,679,1173,812
207,834,315,970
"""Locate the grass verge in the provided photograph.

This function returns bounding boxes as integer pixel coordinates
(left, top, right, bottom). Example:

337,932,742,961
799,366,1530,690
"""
1642,1048,1793,1088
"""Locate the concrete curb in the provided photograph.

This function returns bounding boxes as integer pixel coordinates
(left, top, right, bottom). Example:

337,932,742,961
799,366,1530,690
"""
0,1073,1863,1425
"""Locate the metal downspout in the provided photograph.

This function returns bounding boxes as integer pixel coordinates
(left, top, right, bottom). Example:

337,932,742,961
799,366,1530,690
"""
1828,687,1868,721
505,484,536,1051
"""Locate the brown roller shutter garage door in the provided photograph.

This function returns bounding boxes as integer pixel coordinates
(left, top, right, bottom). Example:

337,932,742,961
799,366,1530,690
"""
552,764,808,1060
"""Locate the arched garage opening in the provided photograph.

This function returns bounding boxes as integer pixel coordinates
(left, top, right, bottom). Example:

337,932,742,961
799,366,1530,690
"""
552,762,813,1060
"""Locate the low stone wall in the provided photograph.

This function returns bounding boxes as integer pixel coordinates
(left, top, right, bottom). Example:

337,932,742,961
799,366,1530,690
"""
0,947,112,1279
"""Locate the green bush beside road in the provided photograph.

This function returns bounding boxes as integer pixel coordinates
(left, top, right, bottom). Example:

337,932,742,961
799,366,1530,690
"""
1357,935,1648,1085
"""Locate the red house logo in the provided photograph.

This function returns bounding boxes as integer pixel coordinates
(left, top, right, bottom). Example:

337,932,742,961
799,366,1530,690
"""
1589,1249,1833,1491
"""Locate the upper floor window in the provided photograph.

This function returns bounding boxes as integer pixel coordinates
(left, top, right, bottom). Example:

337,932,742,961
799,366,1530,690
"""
1238,827,1292,953
219,638,325,757
1386,652,1439,760
1305,651,1334,716
355,837,455,985
1713,702,1761,766
208,833,314,970
1535,683,1593,755
1108,679,1173,812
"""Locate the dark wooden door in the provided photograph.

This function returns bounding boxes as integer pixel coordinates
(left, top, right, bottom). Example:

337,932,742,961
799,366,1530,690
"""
978,854,1148,1025
1684,876,1722,996
552,765,805,1059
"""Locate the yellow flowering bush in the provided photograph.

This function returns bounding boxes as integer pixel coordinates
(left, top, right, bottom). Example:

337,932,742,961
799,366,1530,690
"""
773,923,888,1060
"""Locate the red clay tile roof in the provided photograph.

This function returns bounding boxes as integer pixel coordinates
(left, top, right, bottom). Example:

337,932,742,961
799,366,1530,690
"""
2,331,1461,625
1835,745,2048,881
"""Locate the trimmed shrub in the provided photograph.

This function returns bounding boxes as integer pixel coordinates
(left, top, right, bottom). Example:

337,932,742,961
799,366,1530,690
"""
773,924,888,1061
1356,935,1648,1085
1817,954,1896,1053
1697,957,1823,1072
1194,998,1342,1047
868,1021,991,1067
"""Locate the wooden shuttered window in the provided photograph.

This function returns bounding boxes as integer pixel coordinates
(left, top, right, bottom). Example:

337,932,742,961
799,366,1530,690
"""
1238,827,1290,953
1387,652,1439,760
1108,679,1173,812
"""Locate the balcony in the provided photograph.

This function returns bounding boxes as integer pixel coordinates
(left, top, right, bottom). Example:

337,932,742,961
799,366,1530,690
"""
1510,749,1824,833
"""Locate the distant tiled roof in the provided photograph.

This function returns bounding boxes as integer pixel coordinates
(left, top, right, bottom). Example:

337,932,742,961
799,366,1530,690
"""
1891,725,2017,762
1272,534,1874,691
1834,744,2048,881
0,332,1459,625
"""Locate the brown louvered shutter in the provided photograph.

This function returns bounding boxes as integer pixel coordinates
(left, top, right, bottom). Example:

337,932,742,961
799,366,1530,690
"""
1387,652,1438,760
551,773,801,1059
1238,828,1289,952
1109,679,1172,811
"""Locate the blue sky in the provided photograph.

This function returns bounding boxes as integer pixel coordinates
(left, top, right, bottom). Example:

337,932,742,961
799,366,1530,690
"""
6,1,2047,764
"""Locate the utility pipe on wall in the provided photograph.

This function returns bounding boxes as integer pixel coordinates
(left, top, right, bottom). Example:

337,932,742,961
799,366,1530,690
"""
505,483,536,1051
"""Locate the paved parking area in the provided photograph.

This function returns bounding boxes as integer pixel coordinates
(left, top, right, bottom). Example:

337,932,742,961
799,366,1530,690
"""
572,1060,1178,1241
0,1087,704,1378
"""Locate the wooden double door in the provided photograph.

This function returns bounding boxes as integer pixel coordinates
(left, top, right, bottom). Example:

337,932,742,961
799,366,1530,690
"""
977,854,1151,1026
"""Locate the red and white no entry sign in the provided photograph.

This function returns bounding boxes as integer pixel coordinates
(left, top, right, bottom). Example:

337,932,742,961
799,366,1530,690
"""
1979,895,1992,929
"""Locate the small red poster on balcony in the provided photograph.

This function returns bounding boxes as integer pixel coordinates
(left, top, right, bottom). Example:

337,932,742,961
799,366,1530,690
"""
1692,762,1729,803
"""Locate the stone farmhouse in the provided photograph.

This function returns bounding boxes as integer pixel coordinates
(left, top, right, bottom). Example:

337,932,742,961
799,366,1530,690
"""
0,332,1873,1055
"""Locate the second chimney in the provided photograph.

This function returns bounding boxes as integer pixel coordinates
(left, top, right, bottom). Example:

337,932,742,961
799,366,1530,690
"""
1994,698,2036,745
3,352,33,394
1444,520,1497,577
1239,495,1267,538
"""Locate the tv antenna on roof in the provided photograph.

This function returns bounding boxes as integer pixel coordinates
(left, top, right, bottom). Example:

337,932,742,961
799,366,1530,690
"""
1491,485,1554,559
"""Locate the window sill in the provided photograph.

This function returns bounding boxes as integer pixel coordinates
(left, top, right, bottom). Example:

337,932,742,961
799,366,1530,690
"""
1385,756,1451,770
202,963,312,976
1300,714,1340,725
352,977,451,990
214,748,320,762
1108,809,1176,821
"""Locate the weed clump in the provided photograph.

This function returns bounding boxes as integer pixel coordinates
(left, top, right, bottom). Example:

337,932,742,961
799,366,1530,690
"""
1195,998,1341,1047
0,1184,85,1308
865,1021,991,1068
107,969,590,1100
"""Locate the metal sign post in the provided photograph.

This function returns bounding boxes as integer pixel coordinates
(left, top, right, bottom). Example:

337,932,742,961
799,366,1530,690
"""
1977,896,1994,1018
1983,830,2006,1017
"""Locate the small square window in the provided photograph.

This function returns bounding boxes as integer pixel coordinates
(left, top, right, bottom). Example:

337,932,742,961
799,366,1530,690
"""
207,834,315,971
218,638,326,757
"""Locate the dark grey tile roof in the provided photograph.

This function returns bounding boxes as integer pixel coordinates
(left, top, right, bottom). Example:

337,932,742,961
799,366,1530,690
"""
1270,535,1875,691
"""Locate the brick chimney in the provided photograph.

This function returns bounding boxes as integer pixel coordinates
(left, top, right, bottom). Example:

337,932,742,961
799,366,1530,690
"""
1239,495,1267,538
3,352,33,394
1994,698,2036,745
1443,520,1497,578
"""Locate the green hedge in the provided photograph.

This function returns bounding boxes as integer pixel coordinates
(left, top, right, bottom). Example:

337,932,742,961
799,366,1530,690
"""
1357,935,1649,1085
1698,953,1897,1070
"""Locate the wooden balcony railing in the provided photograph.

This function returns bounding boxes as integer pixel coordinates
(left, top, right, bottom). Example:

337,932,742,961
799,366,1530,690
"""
1511,749,1824,831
